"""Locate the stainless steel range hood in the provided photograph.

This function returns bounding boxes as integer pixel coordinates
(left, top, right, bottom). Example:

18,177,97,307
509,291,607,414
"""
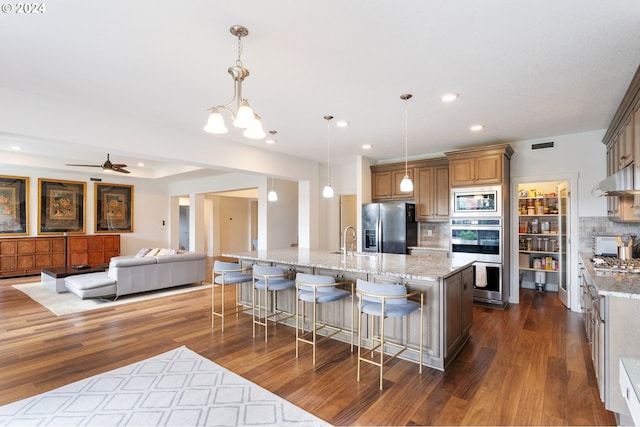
592,165,638,196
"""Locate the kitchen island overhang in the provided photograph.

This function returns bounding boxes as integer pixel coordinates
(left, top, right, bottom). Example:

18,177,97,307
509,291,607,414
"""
223,248,475,371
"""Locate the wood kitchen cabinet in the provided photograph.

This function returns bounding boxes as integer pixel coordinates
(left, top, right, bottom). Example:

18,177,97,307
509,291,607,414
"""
444,265,473,359
371,165,414,200
415,160,449,220
445,144,513,187
371,158,449,222
601,65,640,222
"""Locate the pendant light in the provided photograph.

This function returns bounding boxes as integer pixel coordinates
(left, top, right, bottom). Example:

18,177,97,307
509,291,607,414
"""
399,93,414,192
267,176,278,201
322,115,334,198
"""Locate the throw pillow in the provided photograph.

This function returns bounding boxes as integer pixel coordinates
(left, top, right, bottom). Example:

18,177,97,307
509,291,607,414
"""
145,248,161,257
136,248,152,257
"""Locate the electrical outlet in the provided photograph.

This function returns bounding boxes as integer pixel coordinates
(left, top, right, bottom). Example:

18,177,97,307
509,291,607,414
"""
427,229,433,237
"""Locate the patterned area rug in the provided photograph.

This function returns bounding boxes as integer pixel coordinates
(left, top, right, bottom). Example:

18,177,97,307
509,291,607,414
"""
0,346,330,426
12,282,212,316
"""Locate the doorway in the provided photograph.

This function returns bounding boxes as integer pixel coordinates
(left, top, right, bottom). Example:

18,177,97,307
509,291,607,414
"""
179,205,190,251
512,176,575,309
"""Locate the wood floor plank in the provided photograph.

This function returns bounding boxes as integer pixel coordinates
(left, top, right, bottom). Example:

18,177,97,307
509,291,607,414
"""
0,273,616,426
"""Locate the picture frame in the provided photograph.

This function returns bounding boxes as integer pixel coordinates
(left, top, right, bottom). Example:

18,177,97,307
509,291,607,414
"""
95,182,133,233
38,178,86,234
0,175,29,235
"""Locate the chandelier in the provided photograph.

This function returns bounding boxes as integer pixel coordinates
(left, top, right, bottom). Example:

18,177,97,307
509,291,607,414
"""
203,25,266,140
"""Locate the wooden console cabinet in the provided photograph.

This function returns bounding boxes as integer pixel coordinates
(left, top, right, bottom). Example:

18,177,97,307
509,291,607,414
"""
0,237,66,278
0,235,120,278
67,235,120,266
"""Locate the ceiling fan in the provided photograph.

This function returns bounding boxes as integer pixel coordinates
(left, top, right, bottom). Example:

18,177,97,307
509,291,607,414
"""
66,153,130,174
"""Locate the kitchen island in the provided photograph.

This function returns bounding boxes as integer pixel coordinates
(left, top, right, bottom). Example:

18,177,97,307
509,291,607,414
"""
223,248,474,371
580,253,640,421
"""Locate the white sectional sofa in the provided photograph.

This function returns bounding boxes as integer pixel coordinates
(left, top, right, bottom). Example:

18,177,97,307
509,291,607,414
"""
65,251,207,299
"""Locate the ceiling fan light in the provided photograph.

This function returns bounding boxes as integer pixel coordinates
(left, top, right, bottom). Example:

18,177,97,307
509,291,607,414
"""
233,100,255,128
268,190,278,201
323,184,334,198
400,175,413,192
243,117,266,139
203,110,228,134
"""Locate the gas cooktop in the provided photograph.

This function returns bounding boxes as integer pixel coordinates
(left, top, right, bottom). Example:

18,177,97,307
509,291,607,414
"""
591,256,640,274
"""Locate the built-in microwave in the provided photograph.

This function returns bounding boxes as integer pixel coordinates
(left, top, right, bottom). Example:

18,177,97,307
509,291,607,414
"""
451,186,502,217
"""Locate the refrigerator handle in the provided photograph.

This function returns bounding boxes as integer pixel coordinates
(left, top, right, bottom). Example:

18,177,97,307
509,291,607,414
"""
377,217,382,253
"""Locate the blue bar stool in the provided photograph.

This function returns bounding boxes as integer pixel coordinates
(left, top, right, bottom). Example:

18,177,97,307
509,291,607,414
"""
212,260,253,331
252,265,296,342
295,272,354,364
355,278,424,390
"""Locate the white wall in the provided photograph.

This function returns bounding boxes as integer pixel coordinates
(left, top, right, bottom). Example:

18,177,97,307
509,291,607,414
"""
510,129,607,216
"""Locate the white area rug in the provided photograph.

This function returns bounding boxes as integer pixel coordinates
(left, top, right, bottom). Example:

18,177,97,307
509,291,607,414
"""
12,282,212,316
0,346,330,427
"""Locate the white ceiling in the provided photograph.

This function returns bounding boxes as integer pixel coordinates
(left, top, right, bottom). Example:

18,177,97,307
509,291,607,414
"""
1,0,639,179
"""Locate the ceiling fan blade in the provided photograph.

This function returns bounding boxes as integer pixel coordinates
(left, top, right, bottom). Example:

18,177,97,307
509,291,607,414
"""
111,163,128,168
65,163,102,167
111,166,131,174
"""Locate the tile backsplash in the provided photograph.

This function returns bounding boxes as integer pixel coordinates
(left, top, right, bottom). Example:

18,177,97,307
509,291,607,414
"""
418,222,449,249
579,216,640,253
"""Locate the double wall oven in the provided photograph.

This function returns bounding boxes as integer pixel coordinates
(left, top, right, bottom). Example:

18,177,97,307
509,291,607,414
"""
450,186,505,306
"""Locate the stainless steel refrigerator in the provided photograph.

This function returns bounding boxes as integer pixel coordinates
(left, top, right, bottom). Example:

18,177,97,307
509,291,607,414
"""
362,202,417,254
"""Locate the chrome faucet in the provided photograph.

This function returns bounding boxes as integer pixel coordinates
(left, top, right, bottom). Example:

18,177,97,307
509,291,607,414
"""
342,225,357,255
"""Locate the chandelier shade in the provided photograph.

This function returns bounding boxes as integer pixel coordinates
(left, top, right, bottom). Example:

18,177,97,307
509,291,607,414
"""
203,25,266,140
203,109,228,134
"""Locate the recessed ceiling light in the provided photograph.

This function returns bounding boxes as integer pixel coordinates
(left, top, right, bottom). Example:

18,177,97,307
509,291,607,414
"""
265,138,276,144
11,146,21,151
470,124,484,131
362,144,372,150
441,93,459,102
137,162,145,167
336,120,350,128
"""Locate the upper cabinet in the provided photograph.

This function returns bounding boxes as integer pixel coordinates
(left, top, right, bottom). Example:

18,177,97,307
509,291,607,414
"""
371,158,449,221
415,159,449,221
445,144,514,188
601,64,640,222
371,163,415,200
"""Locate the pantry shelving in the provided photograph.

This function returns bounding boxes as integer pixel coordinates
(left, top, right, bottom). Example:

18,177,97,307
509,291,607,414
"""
517,184,567,292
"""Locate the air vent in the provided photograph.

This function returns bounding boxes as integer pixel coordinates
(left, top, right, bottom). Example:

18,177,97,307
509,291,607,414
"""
90,177,102,182
531,141,555,150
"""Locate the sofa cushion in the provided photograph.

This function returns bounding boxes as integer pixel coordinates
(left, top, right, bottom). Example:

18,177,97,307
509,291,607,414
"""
110,255,157,268
155,252,206,263
65,272,116,290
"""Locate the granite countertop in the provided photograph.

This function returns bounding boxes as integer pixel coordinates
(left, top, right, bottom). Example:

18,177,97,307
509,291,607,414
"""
408,246,449,252
580,253,640,300
223,248,471,282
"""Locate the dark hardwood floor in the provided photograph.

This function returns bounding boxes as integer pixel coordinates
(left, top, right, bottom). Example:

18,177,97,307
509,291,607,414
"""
0,271,616,426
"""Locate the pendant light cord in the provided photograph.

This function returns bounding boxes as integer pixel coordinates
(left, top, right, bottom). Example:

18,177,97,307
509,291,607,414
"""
404,98,408,175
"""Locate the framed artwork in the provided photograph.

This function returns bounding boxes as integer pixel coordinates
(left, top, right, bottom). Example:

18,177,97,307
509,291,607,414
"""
38,178,86,234
95,183,133,232
0,175,29,235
